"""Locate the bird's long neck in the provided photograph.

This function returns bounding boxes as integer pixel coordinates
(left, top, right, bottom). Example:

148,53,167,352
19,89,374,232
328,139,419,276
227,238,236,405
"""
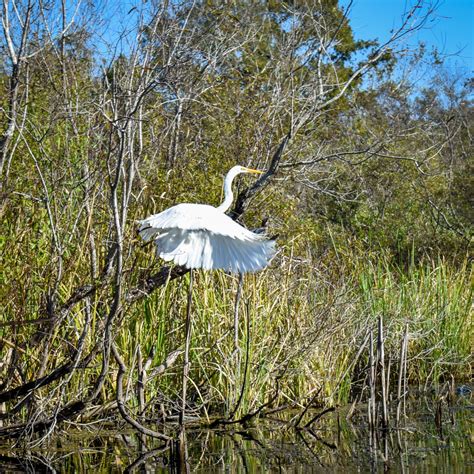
216,169,239,213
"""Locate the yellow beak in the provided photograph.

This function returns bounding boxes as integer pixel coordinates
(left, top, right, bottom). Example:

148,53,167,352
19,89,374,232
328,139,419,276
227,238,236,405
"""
243,167,264,175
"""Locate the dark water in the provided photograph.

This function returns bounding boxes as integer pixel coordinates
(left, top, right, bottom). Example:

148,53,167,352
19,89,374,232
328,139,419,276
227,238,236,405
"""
0,389,472,473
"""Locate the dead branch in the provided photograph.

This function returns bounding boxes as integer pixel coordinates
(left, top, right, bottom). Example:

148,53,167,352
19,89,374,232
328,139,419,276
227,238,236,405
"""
112,344,172,441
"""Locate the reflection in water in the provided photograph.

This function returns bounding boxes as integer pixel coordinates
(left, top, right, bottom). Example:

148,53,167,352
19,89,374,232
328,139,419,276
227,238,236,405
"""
0,391,472,472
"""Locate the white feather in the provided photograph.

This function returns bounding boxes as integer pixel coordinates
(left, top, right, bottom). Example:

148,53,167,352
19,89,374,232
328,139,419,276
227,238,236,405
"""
139,205,275,273
138,166,276,273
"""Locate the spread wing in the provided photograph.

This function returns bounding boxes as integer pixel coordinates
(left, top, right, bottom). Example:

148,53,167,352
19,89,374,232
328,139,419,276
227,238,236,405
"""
138,203,275,273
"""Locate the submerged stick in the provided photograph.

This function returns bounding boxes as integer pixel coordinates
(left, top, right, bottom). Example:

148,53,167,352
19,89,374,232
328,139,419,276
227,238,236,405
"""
180,269,194,427
378,316,389,429
124,444,169,474
402,324,409,418
396,324,407,425
304,406,335,428
368,330,376,431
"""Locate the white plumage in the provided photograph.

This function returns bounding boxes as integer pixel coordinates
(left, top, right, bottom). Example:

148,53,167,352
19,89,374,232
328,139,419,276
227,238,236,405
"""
138,166,276,273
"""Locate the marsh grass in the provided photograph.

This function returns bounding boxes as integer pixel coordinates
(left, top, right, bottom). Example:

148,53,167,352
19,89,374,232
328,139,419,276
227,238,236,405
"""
1,214,472,426
107,249,472,420
354,257,472,384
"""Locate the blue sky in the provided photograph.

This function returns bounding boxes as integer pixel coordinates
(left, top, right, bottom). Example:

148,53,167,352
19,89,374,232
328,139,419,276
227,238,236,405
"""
341,0,473,72
96,0,473,77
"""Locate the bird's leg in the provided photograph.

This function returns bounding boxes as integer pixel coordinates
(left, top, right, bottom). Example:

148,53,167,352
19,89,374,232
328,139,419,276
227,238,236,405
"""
228,288,251,421
180,269,194,428
233,273,244,353
231,273,244,414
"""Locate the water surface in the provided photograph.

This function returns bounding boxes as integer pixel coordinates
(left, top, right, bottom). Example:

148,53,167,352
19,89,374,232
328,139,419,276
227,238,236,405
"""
0,389,472,472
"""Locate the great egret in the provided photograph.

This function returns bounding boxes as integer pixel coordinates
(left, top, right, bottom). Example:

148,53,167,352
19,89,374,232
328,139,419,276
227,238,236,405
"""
138,165,276,272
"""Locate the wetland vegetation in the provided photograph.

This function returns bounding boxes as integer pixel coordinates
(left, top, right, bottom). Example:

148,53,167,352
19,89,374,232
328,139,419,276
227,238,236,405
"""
0,0,472,469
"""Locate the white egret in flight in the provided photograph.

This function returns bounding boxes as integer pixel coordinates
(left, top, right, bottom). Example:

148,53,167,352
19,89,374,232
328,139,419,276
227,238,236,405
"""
138,166,275,272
